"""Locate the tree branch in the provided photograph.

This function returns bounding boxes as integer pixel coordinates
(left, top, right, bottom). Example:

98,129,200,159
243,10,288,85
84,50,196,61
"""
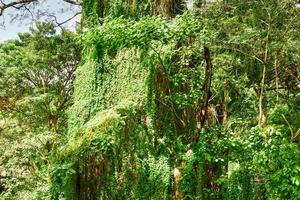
0,0,81,17
63,0,81,5
0,0,38,16
49,11,81,28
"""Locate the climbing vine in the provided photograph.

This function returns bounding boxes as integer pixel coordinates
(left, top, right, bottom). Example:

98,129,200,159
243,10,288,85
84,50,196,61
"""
1,0,299,199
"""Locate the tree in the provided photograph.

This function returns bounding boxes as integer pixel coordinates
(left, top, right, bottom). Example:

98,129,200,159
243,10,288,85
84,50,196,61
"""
57,0,299,199
0,22,80,198
1,21,80,133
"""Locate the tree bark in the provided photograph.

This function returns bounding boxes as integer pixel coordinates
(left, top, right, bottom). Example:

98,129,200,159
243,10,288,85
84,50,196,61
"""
200,46,213,128
195,46,213,143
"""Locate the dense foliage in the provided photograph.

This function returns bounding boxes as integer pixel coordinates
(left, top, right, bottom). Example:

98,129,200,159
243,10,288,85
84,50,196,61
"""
0,0,299,200
0,22,80,199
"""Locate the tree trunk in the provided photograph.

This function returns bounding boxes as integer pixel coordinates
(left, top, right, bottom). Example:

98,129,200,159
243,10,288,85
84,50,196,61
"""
195,46,213,142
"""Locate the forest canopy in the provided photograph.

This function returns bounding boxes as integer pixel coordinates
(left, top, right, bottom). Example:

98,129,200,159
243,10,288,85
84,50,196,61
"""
0,0,299,200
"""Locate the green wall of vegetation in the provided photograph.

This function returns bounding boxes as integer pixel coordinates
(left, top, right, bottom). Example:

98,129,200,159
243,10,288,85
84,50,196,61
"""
0,0,299,199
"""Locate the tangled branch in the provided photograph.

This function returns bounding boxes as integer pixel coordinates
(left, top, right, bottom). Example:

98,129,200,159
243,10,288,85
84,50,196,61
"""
0,0,81,17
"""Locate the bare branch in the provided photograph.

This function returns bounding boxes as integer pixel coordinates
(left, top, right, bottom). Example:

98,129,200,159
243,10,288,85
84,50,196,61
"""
63,0,81,5
49,11,81,28
0,0,81,17
0,0,38,16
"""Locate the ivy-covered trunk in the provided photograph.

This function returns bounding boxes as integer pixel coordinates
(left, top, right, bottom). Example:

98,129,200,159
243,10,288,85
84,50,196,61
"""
48,1,300,200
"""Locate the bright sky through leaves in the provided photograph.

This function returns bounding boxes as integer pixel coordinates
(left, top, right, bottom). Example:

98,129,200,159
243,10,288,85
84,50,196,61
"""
0,0,80,42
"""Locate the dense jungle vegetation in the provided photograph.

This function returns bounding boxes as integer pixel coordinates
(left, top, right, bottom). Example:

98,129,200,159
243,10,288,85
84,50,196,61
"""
0,0,300,199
